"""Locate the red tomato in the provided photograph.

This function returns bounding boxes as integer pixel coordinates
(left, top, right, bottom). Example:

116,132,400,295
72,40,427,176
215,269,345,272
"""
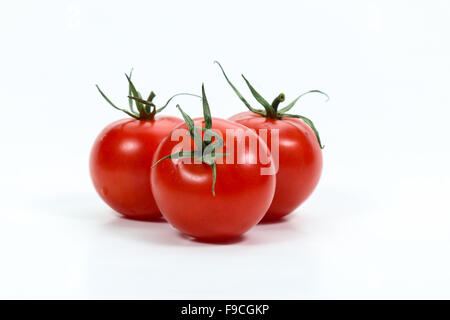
90,116,183,219
215,61,327,220
151,117,276,240
91,71,197,219
229,112,322,220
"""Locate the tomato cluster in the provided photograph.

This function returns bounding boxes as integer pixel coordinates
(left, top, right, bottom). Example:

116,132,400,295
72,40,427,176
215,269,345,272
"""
90,64,328,241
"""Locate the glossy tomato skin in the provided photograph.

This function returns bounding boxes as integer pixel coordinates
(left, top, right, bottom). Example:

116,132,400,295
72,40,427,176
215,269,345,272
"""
90,116,183,219
151,118,276,241
229,112,322,220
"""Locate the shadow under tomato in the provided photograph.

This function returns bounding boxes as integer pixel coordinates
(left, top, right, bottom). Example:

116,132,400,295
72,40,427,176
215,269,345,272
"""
258,216,289,225
121,215,167,223
177,232,247,245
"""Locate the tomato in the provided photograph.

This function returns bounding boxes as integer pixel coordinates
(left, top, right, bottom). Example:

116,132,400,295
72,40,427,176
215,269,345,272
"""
216,62,328,220
90,116,183,219
90,71,197,219
229,112,322,220
151,85,276,240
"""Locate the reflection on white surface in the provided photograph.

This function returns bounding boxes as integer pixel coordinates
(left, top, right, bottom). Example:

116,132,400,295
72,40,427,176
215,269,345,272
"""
2,165,450,299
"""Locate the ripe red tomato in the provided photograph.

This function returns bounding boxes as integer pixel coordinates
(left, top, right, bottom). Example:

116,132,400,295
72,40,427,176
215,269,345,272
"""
90,71,196,219
90,116,183,219
216,62,328,220
151,86,276,240
229,112,322,220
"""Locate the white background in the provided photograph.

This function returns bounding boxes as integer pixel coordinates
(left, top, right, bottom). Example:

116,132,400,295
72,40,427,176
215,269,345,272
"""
1,0,449,299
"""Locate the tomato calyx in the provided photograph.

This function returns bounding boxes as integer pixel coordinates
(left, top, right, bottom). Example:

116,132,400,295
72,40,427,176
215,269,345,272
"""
215,61,329,148
153,84,227,196
96,69,200,120
271,93,286,113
